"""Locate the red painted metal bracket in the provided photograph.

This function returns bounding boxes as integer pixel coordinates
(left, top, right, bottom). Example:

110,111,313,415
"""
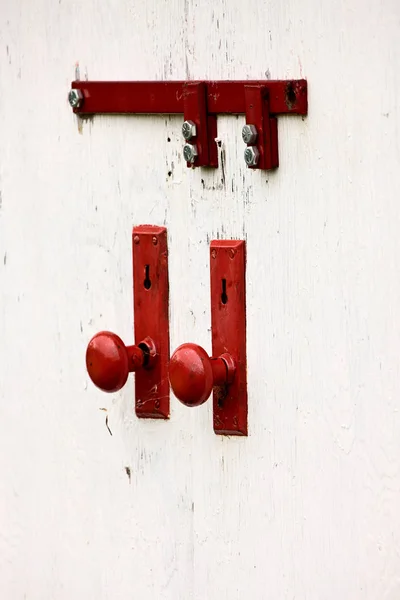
69,79,307,171
244,85,279,170
133,225,170,418
183,81,218,168
210,240,247,435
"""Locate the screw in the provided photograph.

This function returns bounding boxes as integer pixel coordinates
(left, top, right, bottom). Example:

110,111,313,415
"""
68,88,83,108
182,120,197,141
152,236,158,245
133,235,140,244
242,124,258,144
211,249,217,259
229,249,236,259
244,146,260,167
183,143,198,164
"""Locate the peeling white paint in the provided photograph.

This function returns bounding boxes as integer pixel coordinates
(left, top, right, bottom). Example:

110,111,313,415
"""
1,0,400,599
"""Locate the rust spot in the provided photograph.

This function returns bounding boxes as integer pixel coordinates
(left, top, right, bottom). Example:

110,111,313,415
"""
215,384,228,408
285,82,297,110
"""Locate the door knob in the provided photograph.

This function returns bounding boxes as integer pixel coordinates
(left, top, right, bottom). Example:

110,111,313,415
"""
169,343,236,407
86,331,156,393
168,239,247,434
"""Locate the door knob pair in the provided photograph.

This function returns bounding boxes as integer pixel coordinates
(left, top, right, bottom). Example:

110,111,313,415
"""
86,227,247,435
86,333,235,407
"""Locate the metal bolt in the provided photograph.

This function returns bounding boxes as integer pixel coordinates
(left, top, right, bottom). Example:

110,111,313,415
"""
244,146,260,167
133,235,140,244
182,120,197,141
183,143,198,164
211,249,217,259
152,236,158,245
229,249,236,259
242,124,258,144
68,88,83,108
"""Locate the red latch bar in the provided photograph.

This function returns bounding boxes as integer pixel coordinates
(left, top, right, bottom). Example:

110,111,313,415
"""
70,79,307,171
71,80,307,115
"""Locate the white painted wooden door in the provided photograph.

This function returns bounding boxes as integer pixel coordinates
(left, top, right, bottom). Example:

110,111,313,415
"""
1,1,400,598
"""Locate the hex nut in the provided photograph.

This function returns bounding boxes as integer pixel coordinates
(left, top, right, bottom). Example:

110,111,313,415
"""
68,89,84,108
182,120,197,141
244,146,260,167
242,124,258,144
183,143,198,163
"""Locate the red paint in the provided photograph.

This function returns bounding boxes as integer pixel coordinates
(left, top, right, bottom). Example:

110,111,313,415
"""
132,225,170,419
70,79,307,170
86,331,144,393
169,343,235,407
210,240,247,435
244,85,279,170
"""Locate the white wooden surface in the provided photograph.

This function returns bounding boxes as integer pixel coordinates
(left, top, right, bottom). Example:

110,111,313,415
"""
1,1,400,598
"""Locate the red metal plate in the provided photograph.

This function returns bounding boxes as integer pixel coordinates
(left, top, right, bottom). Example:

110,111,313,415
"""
183,81,217,168
244,85,279,171
132,225,169,418
71,80,308,116
210,240,247,435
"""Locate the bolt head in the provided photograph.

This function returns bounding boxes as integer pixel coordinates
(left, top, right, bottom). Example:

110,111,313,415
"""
244,146,260,167
242,124,258,144
68,89,83,108
183,143,198,163
152,236,158,245
133,235,140,245
182,120,197,141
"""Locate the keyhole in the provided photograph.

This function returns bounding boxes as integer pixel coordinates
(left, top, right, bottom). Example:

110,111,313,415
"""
221,279,228,304
144,265,151,290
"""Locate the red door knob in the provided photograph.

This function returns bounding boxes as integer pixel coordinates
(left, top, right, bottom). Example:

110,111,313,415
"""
169,343,236,407
86,331,155,393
